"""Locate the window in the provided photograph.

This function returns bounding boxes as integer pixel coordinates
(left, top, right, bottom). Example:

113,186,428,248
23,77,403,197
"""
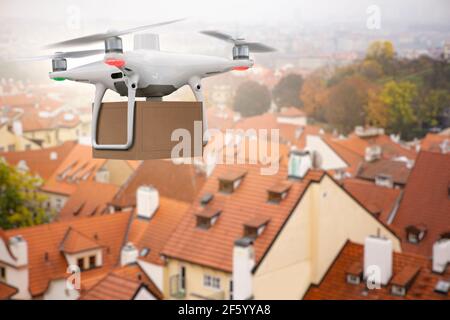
196,216,212,229
7,144,15,152
0,266,6,282
55,198,63,211
346,274,361,285
180,266,186,291
203,274,221,290
244,226,258,239
77,258,84,271
219,180,234,194
25,144,31,150
391,285,406,297
89,256,96,269
229,280,234,300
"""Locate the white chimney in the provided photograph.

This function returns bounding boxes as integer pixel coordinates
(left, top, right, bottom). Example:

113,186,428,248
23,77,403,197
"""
365,145,382,162
364,236,393,286
137,186,159,219
232,238,255,300
120,242,138,266
50,151,58,161
288,150,312,179
12,120,23,136
9,235,28,267
432,238,450,273
95,167,110,184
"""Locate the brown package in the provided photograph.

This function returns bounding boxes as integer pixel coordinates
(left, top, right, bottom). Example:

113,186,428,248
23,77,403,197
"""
92,101,203,160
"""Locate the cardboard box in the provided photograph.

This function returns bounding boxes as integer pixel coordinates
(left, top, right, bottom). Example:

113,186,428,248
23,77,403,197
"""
92,101,203,160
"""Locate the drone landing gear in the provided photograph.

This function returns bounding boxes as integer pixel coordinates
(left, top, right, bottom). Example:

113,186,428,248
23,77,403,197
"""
92,74,139,150
188,77,208,146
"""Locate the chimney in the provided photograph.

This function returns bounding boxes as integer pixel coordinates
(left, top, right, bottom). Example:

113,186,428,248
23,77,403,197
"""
12,120,23,136
120,242,138,266
95,167,110,184
50,151,58,161
364,236,393,286
137,185,159,219
288,150,312,179
232,238,255,300
432,238,450,273
9,235,28,267
365,145,381,162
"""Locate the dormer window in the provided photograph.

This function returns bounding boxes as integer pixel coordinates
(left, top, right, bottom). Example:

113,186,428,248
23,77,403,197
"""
0,266,6,282
434,280,450,295
346,262,362,285
243,216,270,239
218,170,247,194
406,225,427,244
196,208,222,230
390,266,420,297
200,193,214,206
267,182,292,204
375,174,393,188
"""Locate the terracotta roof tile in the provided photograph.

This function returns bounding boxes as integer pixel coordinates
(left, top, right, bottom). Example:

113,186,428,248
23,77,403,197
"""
5,212,132,296
58,181,119,221
60,227,102,253
162,163,324,272
343,178,402,224
304,241,449,300
420,133,449,153
0,141,76,180
0,282,18,299
391,151,450,256
357,159,411,185
110,160,205,208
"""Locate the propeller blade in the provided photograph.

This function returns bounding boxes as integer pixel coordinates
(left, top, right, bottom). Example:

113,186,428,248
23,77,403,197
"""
241,42,276,53
45,18,185,48
200,30,235,43
14,49,104,62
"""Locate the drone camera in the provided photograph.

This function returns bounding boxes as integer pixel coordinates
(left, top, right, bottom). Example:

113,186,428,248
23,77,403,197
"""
52,57,67,72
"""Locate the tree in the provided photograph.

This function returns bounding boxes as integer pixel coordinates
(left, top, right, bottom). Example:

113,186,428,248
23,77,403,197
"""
0,161,49,229
366,87,389,128
300,74,329,122
418,89,450,129
233,81,271,117
365,40,395,75
379,81,418,139
272,73,303,109
323,76,372,134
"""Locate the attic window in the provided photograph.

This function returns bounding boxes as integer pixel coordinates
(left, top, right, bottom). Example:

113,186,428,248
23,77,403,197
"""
267,182,292,204
195,209,222,230
140,248,150,257
434,280,450,295
200,193,214,206
406,225,427,244
243,216,270,239
390,266,420,297
218,170,247,194
346,262,363,285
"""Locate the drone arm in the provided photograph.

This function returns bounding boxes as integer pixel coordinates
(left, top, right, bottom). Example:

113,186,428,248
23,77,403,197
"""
188,77,208,145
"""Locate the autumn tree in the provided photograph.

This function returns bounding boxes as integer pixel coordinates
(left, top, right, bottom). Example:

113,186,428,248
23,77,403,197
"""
233,81,271,117
0,161,49,229
365,40,395,75
324,76,372,134
418,89,450,129
272,73,303,109
300,75,329,122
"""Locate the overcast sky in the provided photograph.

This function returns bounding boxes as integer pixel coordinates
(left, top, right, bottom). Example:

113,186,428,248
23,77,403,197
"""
1,0,449,27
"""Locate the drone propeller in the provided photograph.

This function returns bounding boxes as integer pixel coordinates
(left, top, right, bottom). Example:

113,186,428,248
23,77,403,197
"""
200,30,276,53
45,18,186,48
15,49,105,62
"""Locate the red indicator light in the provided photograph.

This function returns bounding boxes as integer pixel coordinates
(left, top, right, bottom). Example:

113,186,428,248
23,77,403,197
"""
105,59,125,68
233,66,250,71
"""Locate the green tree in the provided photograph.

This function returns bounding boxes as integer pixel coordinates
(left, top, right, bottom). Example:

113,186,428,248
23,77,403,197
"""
379,81,418,139
418,89,450,128
233,81,271,117
272,73,304,109
0,161,49,229
365,40,395,75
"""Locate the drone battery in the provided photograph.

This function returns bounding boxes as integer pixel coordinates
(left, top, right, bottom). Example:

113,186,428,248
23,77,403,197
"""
92,101,203,160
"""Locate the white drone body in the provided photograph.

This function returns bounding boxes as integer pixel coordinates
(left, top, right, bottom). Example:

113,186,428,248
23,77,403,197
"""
25,20,274,150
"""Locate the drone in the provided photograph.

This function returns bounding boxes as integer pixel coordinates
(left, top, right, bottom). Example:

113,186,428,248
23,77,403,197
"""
21,19,275,150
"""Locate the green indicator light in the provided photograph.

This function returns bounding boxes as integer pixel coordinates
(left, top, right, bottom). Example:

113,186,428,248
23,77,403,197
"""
53,77,66,81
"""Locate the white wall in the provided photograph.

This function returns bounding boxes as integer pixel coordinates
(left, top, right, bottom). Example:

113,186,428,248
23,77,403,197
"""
138,259,164,292
43,279,80,300
134,286,157,300
306,135,347,171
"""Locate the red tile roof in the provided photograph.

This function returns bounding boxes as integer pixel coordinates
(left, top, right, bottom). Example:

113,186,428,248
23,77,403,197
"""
322,137,364,176
41,144,107,196
58,181,119,221
162,162,324,272
80,265,162,300
357,159,411,186
127,196,190,266
420,133,449,153
343,178,402,224
19,109,80,132
4,212,132,296
390,151,450,256
0,141,76,180
0,282,18,300
304,241,449,300
60,227,102,253
110,160,205,208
